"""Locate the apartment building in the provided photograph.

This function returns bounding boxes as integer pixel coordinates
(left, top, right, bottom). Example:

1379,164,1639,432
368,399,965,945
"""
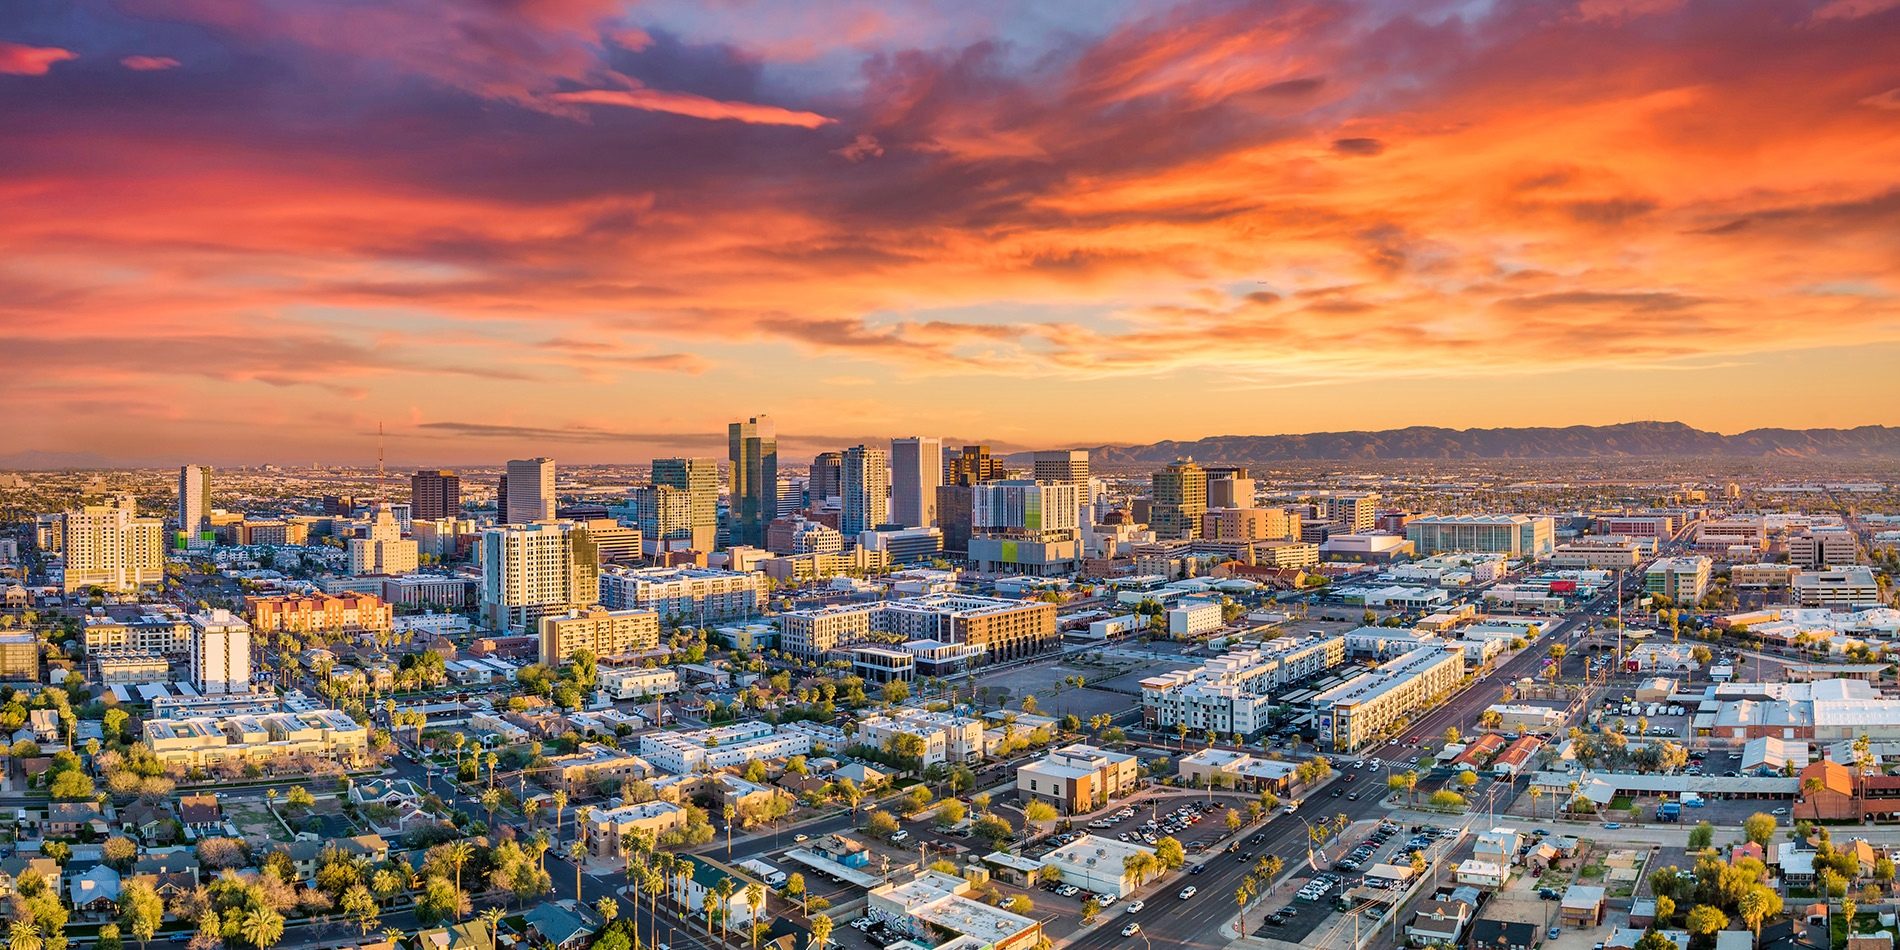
1550,537,1643,571
1794,568,1882,609
1255,540,1321,568
245,593,394,637
778,604,876,658
1325,493,1380,534
347,504,419,576
583,801,687,856
1201,507,1298,542
90,648,169,686
1406,514,1555,559
597,565,766,622
0,633,39,681
479,521,601,632
875,595,1059,664
1645,556,1713,604
1140,637,1343,735
1314,646,1466,753
638,721,817,774
60,495,165,593
1151,459,1208,540
598,666,680,700
1167,599,1222,637
189,609,252,695
537,606,661,666
143,708,369,769
856,709,986,766
1789,528,1859,569
84,610,192,656
1015,744,1140,815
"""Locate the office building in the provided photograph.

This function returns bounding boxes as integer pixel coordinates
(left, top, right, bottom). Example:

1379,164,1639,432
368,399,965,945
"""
651,457,719,552
1731,563,1800,590
1789,528,1858,569
504,458,556,523
347,504,419,576
1313,647,1465,752
409,470,460,521
728,416,778,547
842,444,890,536
1325,493,1380,534
810,451,844,501
479,521,601,632
1645,556,1712,604
1201,507,1297,542
0,632,39,681
597,565,766,622
538,606,661,666
583,801,688,857
1793,568,1882,609
1405,514,1556,558
868,871,1042,950
1032,449,1089,485
580,518,642,564
1205,467,1255,510
859,526,945,564
1140,637,1345,735
626,484,694,554
890,437,943,528
765,516,843,555
60,495,165,593
178,464,213,549
1151,458,1207,540
189,609,253,695
1039,837,1157,899
777,476,806,515
1551,537,1644,570
877,594,1059,664
1015,744,1140,815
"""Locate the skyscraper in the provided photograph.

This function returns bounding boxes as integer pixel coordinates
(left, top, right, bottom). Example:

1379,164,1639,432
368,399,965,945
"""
1152,458,1208,540
890,436,943,528
627,484,695,554
1031,450,1090,486
61,495,165,593
649,458,719,552
841,444,890,536
177,464,212,549
810,452,844,501
504,457,556,523
937,444,1003,554
1205,466,1255,510
189,608,252,695
410,469,461,521
728,416,778,547
944,444,1002,486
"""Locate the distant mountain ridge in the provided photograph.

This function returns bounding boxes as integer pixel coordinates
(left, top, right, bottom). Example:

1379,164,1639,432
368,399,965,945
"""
1064,422,1900,466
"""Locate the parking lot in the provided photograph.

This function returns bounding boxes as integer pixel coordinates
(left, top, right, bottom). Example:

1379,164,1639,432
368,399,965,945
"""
1254,819,1433,946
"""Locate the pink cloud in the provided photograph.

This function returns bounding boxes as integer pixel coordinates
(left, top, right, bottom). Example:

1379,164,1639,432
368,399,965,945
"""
0,40,77,76
120,55,182,71
552,86,835,128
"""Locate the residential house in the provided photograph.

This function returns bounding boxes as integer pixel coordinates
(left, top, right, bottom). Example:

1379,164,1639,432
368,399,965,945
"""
1455,859,1506,889
179,793,223,831
349,778,425,808
1473,829,1522,867
0,855,61,898
666,854,764,928
1560,885,1607,927
523,902,602,950
414,922,495,950
131,851,201,901
45,801,109,837
1406,899,1473,947
1469,919,1538,950
69,865,122,913
120,799,176,841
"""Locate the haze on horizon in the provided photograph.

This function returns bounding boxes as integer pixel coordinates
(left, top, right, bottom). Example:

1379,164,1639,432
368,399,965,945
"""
4,0,1899,465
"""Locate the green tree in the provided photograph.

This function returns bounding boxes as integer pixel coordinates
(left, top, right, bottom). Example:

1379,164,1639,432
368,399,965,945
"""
1742,813,1777,847
239,907,285,950
1688,822,1715,850
1686,905,1729,938
341,885,380,936
119,878,165,950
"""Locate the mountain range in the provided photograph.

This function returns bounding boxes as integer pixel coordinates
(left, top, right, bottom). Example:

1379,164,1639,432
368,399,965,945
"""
1065,422,1900,466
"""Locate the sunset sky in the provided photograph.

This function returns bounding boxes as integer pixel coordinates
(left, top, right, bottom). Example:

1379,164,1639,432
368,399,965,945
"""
4,0,1899,465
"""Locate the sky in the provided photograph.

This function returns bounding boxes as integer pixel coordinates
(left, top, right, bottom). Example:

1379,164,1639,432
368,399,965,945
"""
2,0,1899,466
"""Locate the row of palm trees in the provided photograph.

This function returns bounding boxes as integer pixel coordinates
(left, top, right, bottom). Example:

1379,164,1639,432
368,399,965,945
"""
609,831,782,950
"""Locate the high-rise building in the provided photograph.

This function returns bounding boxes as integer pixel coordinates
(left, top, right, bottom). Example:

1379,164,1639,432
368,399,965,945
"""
728,416,778,547
810,452,844,502
890,437,943,528
1151,458,1208,540
504,458,556,523
945,445,1002,487
177,465,212,549
969,479,1082,576
1205,467,1255,510
1324,493,1380,534
627,484,697,554
410,470,461,521
479,522,601,632
347,503,420,576
777,476,807,515
1031,450,1090,486
189,609,252,695
841,445,890,536
651,457,719,552
495,474,508,523
61,495,165,593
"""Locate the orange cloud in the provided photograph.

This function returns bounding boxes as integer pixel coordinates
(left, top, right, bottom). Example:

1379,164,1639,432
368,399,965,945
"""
0,39,76,75
552,86,835,127
120,55,181,70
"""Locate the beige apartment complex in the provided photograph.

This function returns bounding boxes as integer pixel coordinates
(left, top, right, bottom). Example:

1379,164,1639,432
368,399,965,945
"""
61,495,165,593
143,708,370,769
538,606,662,666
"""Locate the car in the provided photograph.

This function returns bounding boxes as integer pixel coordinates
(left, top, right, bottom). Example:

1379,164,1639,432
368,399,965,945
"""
1126,901,1145,914
1250,833,1267,844
1190,864,1207,875
1602,822,1622,830
1239,852,1254,862
1347,792,1360,801
1549,928,1562,940
1179,887,1198,899
1331,789,1343,797
793,834,809,842
1772,807,1788,815
1098,894,1118,908
1122,924,1141,937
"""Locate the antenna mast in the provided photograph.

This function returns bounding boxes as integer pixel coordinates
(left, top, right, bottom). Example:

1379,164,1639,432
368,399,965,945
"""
378,421,387,504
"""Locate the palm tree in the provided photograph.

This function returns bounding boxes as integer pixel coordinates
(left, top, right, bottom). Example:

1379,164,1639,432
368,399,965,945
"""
595,898,618,927
443,841,474,914
477,909,504,950
481,788,502,828
1529,786,1543,819
568,839,589,902
810,914,833,950
725,803,738,858
524,799,541,830
240,907,285,950
9,921,42,950
553,789,569,838
1235,876,1258,933
1805,776,1826,822
744,883,767,950
382,928,405,950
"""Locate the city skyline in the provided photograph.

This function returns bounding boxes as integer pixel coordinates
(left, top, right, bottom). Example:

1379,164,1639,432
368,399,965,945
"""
5,1,1900,462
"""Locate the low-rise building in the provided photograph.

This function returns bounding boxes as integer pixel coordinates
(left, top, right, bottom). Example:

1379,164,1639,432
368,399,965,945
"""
868,870,1043,950
1040,835,1158,897
1794,568,1881,609
639,722,817,774
142,708,369,769
1646,557,1712,605
1015,744,1139,814
1140,637,1344,736
1175,748,1298,792
857,709,986,766
583,800,688,856
1167,599,1223,637
598,666,679,700
245,592,394,636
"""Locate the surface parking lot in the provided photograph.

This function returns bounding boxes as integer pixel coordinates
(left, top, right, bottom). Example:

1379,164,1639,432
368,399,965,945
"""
1254,819,1435,945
